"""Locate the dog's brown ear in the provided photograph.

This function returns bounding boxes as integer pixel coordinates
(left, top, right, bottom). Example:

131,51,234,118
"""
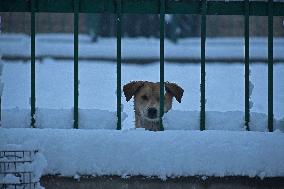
123,81,145,101
165,82,184,103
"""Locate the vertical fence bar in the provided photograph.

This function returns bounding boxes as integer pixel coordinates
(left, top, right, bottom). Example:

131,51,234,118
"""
73,0,79,129
31,0,36,128
268,0,274,132
244,0,250,131
159,0,165,131
116,0,122,130
200,0,207,131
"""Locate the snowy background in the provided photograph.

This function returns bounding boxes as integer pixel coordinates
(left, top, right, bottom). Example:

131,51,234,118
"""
0,58,284,131
1,56,284,131
1,34,284,180
1,34,284,61
0,34,284,131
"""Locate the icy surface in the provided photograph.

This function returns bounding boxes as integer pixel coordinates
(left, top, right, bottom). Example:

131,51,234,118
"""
1,128,283,179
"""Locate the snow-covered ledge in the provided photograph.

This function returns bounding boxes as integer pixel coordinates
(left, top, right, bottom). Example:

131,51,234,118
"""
1,128,283,179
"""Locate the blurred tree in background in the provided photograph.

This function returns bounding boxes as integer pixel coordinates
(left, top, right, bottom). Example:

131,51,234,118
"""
93,14,200,41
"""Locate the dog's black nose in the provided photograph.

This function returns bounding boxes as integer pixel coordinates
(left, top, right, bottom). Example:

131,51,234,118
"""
147,108,158,119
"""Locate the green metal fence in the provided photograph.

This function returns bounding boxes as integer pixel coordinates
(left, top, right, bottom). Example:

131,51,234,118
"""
1,0,284,131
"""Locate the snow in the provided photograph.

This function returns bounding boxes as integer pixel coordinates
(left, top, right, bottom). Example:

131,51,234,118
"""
0,61,4,75
1,174,21,184
2,108,283,132
249,80,254,109
1,34,284,61
0,61,3,97
1,33,284,179
2,59,284,131
163,111,284,132
0,144,47,189
1,108,126,129
0,59,284,130
0,82,4,97
1,128,283,179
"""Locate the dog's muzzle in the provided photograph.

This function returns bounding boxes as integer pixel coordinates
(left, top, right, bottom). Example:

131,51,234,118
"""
147,107,158,119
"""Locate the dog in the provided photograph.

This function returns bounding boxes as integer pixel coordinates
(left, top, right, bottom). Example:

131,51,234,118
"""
123,81,184,131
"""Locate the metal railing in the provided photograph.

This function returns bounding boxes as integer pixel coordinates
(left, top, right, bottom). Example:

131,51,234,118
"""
1,0,284,131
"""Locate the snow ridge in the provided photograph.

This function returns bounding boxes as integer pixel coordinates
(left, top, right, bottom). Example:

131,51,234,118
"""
1,129,283,179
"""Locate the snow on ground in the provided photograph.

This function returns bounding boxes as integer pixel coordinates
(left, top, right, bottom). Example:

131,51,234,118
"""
1,128,284,179
1,34,284,60
1,59,284,131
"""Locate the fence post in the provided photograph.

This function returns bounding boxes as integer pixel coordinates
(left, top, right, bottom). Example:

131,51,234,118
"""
73,0,79,129
31,0,36,128
159,0,165,131
116,0,122,130
244,0,250,131
268,0,274,132
200,0,207,131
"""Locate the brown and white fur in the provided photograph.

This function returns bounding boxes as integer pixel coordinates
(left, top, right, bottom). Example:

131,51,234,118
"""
123,81,184,131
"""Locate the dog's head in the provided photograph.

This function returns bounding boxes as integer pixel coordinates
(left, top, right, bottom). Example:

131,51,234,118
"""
123,81,184,122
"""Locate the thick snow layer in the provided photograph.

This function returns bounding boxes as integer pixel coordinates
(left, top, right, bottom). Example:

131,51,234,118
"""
1,128,283,179
0,34,284,60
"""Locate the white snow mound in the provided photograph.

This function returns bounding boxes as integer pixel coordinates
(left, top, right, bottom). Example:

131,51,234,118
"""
1,128,283,179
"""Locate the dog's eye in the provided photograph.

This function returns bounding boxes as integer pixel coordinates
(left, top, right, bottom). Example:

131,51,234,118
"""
141,95,148,101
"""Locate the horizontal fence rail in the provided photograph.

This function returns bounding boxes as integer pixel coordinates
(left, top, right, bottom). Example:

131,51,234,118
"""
0,0,283,131
1,0,284,16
